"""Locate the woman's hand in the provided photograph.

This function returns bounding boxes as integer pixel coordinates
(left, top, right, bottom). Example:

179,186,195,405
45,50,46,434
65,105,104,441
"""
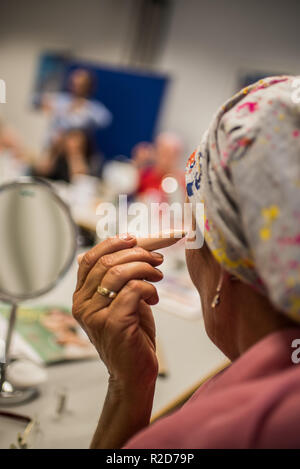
72,231,184,448
72,234,164,389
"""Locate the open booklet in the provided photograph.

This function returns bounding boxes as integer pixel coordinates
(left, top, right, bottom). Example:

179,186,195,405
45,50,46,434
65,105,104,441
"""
0,303,168,376
0,303,97,365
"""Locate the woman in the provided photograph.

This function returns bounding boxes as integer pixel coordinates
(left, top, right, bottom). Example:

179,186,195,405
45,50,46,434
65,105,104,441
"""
72,76,300,448
34,129,100,183
0,118,31,182
40,68,112,149
137,132,185,201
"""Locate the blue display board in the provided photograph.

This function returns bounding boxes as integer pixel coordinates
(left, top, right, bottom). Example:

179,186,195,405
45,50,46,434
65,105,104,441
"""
65,61,169,159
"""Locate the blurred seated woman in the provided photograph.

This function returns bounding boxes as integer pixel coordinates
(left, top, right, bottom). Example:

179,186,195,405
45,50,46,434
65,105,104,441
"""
0,118,30,182
72,76,300,448
34,129,100,183
136,132,185,201
131,141,155,170
39,68,112,150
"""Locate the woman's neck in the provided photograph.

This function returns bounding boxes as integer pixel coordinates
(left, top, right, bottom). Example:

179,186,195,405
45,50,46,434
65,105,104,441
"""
235,289,295,358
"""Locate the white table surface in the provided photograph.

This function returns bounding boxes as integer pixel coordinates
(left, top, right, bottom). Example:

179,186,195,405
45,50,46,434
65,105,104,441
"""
2,246,226,449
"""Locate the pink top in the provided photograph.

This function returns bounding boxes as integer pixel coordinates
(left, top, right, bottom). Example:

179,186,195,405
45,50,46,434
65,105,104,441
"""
124,328,300,449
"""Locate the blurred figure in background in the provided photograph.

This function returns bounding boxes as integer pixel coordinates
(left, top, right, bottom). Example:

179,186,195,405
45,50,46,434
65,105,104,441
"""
33,129,101,183
131,141,155,170
137,132,185,201
40,68,112,150
0,118,30,183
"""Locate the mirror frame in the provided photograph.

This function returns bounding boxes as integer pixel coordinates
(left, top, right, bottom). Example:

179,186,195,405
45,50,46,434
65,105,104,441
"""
0,177,77,302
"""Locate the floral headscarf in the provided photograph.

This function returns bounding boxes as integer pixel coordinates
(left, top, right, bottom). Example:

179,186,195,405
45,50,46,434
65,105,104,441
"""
186,76,300,322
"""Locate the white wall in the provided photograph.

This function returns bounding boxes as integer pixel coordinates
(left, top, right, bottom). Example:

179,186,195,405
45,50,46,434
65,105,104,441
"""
0,0,135,151
157,0,300,158
1,0,300,158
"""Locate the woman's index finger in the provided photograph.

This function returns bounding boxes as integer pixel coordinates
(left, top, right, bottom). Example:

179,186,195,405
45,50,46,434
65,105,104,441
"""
136,230,186,251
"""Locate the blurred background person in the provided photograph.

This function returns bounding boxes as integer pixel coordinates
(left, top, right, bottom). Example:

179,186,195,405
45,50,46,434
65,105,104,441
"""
0,118,31,183
40,68,112,151
137,132,185,202
131,141,155,170
33,128,101,183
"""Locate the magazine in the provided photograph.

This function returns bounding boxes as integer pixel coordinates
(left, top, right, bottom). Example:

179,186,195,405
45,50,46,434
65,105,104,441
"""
0,304,97,365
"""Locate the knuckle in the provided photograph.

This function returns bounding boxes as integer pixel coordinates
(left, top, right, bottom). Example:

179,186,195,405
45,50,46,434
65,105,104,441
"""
100,254,113,268
72,297,90,323
103,314,115,331
83,311,98,329
110,264,124,278
72,303,81,321
132,246,145,256
105,237,117,249
139,262,153,274
126,279,140,291
82,251,93,267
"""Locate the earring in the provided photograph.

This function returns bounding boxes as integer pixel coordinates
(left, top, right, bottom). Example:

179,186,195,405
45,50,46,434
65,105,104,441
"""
211,273,223,308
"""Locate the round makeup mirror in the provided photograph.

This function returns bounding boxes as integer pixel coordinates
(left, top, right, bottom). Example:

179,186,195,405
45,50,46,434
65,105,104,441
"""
0,178,77,405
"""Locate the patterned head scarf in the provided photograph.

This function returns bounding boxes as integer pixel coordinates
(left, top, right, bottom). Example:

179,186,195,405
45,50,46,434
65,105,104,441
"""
186,76,300,322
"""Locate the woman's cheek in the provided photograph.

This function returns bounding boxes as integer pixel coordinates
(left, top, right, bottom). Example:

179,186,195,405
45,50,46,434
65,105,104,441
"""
185,248,205,292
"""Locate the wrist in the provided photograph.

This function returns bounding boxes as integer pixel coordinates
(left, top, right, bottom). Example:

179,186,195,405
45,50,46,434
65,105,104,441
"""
108,374,156,403
90,375,156,449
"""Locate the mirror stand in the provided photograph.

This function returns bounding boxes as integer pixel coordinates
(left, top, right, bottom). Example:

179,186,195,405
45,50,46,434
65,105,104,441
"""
0,178,77,407
0,302,38,406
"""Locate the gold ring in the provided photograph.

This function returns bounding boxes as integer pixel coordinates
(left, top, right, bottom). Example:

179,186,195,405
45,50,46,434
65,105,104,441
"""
97,286,117,299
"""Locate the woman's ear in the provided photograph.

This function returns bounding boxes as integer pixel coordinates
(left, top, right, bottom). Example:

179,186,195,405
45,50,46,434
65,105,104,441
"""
229,274,240,282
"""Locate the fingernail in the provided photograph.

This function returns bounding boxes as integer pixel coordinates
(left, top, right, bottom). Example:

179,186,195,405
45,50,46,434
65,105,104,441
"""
151,252,164,259
156,268,163,275
119,233,135,240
